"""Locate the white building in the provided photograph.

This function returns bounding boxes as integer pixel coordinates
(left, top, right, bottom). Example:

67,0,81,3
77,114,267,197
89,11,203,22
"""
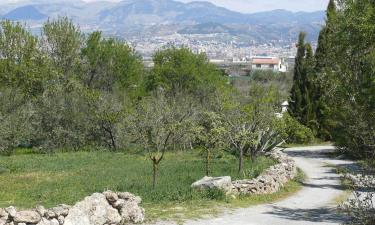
251,57,286,72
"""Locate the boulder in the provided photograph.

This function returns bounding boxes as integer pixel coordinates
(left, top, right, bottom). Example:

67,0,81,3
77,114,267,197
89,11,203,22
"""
0,218,6,225
63,193,121,225
191,176,232,192
13,210,41,224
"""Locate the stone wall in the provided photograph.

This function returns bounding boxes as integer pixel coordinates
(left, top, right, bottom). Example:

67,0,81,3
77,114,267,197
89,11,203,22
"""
0,191,145,225
231,149,298,195
191,149,298,195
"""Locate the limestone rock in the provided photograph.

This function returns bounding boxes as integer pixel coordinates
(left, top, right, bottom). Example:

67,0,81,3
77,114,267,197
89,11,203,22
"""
37,218,59,225
50,205,70,217
0,209,7,217
0,218,6,225
191,176,232,191
57,215,65,225
36,205,46,217
119,201,145,224
45,210,56,219
5,207,16,218
64,193,121,225
13,210,41,224
50,218,59,225
118,192,136,201
104,191,118,203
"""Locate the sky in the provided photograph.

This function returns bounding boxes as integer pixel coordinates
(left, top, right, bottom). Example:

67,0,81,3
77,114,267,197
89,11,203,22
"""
2,0,330,13
177,0,330,13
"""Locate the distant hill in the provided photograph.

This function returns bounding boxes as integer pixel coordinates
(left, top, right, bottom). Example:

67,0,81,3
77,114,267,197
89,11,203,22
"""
178,22,235,34
3,5,47,20
0,0,325,43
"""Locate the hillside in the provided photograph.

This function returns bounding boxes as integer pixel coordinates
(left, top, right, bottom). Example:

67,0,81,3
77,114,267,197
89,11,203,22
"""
3,5,47,20
0,0,325,42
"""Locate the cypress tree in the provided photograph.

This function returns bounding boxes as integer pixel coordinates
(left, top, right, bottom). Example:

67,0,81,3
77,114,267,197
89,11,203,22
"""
290,32,308,124
311,0,337,139
315,0,336,71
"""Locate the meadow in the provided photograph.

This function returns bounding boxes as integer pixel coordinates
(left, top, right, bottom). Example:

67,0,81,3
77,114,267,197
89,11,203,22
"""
0,150,275,210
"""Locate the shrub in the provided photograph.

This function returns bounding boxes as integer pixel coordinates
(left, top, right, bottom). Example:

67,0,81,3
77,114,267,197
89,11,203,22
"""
284,114,315,144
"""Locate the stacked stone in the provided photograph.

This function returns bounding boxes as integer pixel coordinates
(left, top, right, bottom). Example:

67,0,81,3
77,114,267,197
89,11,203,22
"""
231,149,297,195
0,191,145,225
0,205,69,225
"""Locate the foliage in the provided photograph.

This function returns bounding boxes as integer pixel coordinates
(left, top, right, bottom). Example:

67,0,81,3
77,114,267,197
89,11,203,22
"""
126,91,196,189
0,89,33,155
194,111,227,176
148,47,227,101
283,114,315,144
224,84,287,174
81,31,144,94
0,20,47,96
289,32,318,134
315,0,375,159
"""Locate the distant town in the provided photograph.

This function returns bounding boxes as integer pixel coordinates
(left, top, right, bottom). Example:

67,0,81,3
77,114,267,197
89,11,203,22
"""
138,33,307,73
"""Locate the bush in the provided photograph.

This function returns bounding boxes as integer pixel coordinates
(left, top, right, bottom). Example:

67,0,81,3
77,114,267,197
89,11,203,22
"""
284,114,315,144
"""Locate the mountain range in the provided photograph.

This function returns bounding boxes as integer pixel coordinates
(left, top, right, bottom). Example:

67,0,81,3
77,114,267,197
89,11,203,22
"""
0,0,325,43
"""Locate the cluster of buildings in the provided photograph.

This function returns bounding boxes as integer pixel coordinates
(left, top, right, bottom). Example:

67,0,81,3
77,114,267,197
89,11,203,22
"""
130,33,298,71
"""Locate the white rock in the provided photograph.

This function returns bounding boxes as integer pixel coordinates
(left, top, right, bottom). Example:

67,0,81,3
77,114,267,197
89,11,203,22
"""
36,205,46,217
57,215,65,225
37,218,56,225
117,192,135,200
5,207,16,218
104,191,118,203
0,218,6,225
64,193,121,225
119,200,145,224
13,210,41,224
50,218,59,225
50,205,70,217
191,176,232,191
0,209,8,219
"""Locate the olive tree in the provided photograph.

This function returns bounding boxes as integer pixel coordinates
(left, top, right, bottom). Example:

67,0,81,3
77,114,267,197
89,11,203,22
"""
194,111,227,176
224,84,286,175
127,91,195,189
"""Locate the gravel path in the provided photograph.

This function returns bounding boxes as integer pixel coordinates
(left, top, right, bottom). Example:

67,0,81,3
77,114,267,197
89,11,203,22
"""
153,146,353,225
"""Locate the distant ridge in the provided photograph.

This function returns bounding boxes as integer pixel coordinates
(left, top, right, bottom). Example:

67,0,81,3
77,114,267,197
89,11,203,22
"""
0,0,325,42
4,5,47,20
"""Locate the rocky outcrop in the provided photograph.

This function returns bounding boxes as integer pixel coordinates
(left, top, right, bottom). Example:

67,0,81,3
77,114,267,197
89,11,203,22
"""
191,176,232,192
0,191,145,225
191,149,298,196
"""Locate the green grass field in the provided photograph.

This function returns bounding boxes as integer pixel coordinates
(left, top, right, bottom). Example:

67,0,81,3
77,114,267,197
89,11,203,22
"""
0,150,275,209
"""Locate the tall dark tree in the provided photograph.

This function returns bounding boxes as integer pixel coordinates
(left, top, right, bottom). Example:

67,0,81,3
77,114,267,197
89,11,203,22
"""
311,0,337,139
290,32,315,128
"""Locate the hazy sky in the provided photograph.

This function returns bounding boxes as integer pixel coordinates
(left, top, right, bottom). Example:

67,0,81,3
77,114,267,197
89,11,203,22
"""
3,0,330,13
177,0,330,13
